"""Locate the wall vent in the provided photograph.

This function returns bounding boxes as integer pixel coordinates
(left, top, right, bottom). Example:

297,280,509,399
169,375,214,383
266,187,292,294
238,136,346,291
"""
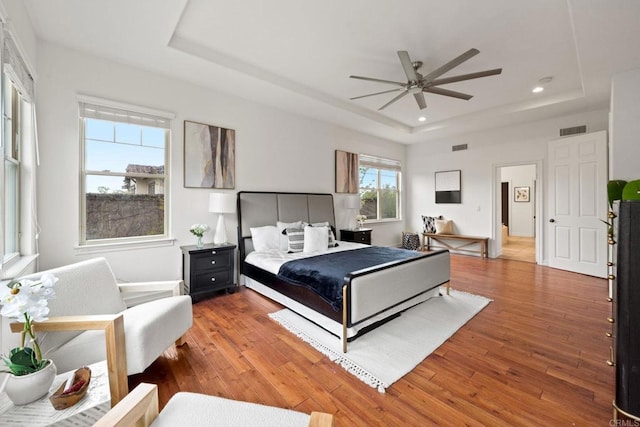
452,144,468,152
560,125,587,137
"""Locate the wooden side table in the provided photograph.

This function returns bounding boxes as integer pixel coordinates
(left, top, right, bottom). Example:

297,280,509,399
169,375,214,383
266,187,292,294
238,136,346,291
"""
0,361,110,426
181,243,237,302
340,228,372,245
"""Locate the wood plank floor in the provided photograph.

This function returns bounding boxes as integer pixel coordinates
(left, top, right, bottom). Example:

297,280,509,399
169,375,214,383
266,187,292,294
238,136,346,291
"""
129,255,614,426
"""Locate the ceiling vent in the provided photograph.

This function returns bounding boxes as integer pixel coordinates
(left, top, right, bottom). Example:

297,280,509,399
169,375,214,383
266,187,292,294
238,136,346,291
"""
560,125,587,137
452,144,468,152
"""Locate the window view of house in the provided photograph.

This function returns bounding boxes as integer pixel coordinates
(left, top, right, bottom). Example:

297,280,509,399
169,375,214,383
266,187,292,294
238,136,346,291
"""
79,103,169,243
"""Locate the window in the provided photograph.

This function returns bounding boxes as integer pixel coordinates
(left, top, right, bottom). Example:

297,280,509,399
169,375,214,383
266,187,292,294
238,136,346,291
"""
3,77,21,263
79,100,172,244
359,154,402,221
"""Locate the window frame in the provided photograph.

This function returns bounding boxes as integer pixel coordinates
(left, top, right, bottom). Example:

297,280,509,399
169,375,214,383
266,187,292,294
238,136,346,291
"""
358,154,402,223
78,97,174,247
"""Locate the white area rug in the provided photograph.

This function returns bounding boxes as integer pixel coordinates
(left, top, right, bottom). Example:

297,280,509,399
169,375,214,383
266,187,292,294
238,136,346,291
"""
269,288,491,393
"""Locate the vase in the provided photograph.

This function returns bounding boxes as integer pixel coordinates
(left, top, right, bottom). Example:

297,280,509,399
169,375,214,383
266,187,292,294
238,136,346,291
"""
5,359,57,405
196,235,204,248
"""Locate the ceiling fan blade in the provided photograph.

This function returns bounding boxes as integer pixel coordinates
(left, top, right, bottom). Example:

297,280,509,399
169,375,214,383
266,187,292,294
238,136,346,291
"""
424,87,473,100
350,75,406,87
428,68,503,86
414,92,427,109
350,88,403,100
378,90,409,110
397,51,419,82
421,48,480,83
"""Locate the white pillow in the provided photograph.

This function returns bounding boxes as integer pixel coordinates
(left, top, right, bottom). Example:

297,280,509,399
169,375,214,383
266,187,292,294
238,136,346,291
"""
303,225,329,253
434,219,454,234
277,221,302,252
250,226,279,252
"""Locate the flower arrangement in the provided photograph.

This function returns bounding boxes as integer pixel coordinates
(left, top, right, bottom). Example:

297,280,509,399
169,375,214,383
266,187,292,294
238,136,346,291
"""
189,223,209,237
0,274,58,376
356,214,367,228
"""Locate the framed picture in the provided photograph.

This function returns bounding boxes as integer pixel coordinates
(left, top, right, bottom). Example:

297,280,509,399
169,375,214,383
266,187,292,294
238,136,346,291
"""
435,170,461,204
335,150,359,193
184,120,235,188
514,186,530,202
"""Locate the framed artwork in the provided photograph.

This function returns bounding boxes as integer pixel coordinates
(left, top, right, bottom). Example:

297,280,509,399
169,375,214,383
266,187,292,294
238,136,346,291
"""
184,120,235,188
435,170,461,204
514,186,530,202
335,150,359,193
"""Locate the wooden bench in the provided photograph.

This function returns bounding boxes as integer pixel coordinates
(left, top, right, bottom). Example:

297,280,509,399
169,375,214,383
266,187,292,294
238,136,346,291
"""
421,233,489,259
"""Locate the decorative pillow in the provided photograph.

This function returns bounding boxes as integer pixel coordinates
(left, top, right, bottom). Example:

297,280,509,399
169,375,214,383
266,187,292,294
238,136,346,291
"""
304,221,338,248
250,226,280,252
285,227,305,253
434,219,454,234
303,225,329,253
422,215,443,233
277,221,302,252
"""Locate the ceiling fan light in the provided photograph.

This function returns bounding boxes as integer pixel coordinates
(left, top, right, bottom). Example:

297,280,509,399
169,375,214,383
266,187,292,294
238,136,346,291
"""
532,86,544,93
418,116,426,122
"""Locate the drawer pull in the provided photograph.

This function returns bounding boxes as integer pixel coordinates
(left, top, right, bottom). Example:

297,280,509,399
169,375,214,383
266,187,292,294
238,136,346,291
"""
607,317,615,324
211,251,217,255
211,277,216,282
211,260,216,265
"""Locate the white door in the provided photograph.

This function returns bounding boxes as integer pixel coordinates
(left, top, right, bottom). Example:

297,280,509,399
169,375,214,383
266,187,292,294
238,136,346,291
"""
547,131,607,278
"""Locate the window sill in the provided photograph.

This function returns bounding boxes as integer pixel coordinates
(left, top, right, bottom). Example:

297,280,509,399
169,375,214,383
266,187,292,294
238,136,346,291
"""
1,254,40,280
363,218,403,225
74,237,176,255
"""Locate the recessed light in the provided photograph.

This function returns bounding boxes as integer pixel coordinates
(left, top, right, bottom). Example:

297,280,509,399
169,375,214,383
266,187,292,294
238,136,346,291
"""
418,116,426,122
532,86,544,93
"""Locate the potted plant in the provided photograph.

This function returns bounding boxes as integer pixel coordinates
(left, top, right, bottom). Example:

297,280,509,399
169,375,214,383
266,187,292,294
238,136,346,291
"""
189,224,209,248
0,273,58,405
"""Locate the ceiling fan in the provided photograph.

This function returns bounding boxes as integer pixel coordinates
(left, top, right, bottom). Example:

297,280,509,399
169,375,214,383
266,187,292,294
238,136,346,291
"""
349,48,502,111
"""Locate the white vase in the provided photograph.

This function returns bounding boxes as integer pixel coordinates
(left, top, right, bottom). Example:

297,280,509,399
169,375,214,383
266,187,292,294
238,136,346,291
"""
5,360,57,405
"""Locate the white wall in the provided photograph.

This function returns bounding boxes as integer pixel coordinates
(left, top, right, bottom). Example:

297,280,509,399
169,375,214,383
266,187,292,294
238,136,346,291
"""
501,164,536,237
34,42,406,281
611,68,640,181
405,109,608,261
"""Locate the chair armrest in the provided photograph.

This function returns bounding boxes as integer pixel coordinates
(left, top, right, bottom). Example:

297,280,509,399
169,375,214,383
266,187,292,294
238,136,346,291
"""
10,314,128,407
118,280,183,296
94,383,159,427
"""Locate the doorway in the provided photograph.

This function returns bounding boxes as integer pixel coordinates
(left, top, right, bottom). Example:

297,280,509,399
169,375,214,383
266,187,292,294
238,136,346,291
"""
497,164,538,263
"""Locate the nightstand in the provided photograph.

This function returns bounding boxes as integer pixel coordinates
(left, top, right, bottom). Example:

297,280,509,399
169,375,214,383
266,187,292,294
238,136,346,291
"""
340,228,372,245
181,243,236,302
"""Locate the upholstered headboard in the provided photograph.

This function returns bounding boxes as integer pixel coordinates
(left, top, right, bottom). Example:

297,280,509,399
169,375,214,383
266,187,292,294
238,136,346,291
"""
237,191,336,263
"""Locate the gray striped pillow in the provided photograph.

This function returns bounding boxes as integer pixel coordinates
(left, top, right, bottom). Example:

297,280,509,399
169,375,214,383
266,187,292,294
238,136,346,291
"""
285,227,305,253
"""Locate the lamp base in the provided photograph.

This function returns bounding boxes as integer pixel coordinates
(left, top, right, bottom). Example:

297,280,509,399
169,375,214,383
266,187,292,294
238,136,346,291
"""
213,214,227,245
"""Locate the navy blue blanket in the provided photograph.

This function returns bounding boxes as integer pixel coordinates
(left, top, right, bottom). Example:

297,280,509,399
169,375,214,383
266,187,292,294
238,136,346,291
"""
277,247,425,311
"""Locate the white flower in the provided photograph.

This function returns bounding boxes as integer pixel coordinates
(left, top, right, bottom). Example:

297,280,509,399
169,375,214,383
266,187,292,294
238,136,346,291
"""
356,214,367,222
189,224,209,237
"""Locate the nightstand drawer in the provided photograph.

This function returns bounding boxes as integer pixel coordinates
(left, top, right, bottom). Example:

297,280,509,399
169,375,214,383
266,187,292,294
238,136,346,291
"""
340,228,372,245
193,269,231,293
193,250,233,271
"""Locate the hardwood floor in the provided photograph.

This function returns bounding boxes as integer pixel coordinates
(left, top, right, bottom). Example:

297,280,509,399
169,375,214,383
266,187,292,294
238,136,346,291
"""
499,235,536,263
129,255,614,426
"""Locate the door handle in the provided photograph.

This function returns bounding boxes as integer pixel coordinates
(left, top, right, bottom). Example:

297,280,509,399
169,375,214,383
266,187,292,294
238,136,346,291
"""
549,219,555,223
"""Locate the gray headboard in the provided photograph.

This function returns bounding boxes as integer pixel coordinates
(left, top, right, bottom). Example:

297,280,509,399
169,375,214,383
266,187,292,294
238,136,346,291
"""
237,191,336,262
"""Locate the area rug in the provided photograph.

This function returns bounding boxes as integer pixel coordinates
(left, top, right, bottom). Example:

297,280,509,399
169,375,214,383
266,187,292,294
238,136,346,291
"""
269,288,491,393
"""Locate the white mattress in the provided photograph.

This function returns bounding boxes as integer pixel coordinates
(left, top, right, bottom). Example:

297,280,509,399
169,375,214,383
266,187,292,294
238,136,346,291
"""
245,240,367,275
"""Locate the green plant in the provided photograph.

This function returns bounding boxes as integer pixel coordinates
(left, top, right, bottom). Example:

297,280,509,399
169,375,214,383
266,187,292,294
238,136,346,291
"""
0,274,58,376
607,180,628,207
622,180,640,201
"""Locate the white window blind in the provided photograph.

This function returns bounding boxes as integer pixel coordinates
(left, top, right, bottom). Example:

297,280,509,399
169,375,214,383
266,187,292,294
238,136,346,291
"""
79,102,171,129
359,154,401,172
3,32,34,100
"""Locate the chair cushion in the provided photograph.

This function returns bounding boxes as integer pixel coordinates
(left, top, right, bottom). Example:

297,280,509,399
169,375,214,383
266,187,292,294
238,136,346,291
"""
152,392,310,426
44,295,192,375
24,258,127,355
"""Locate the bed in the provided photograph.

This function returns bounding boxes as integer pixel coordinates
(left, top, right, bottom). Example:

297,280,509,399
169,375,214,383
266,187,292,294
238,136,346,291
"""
237,191,451,352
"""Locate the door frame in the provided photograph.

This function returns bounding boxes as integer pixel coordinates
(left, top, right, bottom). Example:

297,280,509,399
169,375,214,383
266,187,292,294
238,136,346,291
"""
492,160,544,264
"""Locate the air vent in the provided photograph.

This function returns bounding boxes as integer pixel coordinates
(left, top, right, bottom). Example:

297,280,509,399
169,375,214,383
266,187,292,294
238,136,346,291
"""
452,144,468,152
560,125,587,137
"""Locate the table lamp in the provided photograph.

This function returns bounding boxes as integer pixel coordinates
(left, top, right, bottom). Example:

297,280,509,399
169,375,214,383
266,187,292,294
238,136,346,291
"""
209,193,236,244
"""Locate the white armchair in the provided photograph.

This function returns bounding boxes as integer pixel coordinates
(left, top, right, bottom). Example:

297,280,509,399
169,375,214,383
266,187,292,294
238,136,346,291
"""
10,257,193,404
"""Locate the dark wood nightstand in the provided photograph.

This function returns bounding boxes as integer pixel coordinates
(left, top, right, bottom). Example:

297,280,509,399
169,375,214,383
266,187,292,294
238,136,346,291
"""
181,243,236,302
340,228,372,245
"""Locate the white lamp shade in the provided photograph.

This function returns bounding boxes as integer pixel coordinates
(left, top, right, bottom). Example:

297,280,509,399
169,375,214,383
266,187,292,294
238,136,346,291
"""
209,193,236,213
344,197,360,210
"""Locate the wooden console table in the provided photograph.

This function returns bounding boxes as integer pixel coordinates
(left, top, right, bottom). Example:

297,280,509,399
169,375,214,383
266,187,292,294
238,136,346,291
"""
422,233,489,259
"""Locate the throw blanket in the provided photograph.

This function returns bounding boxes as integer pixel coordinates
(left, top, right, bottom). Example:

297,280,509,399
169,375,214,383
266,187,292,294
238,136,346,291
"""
277,246,425,311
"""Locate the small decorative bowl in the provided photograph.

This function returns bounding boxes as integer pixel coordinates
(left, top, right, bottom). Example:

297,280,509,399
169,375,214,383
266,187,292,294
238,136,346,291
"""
49,366,91,410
